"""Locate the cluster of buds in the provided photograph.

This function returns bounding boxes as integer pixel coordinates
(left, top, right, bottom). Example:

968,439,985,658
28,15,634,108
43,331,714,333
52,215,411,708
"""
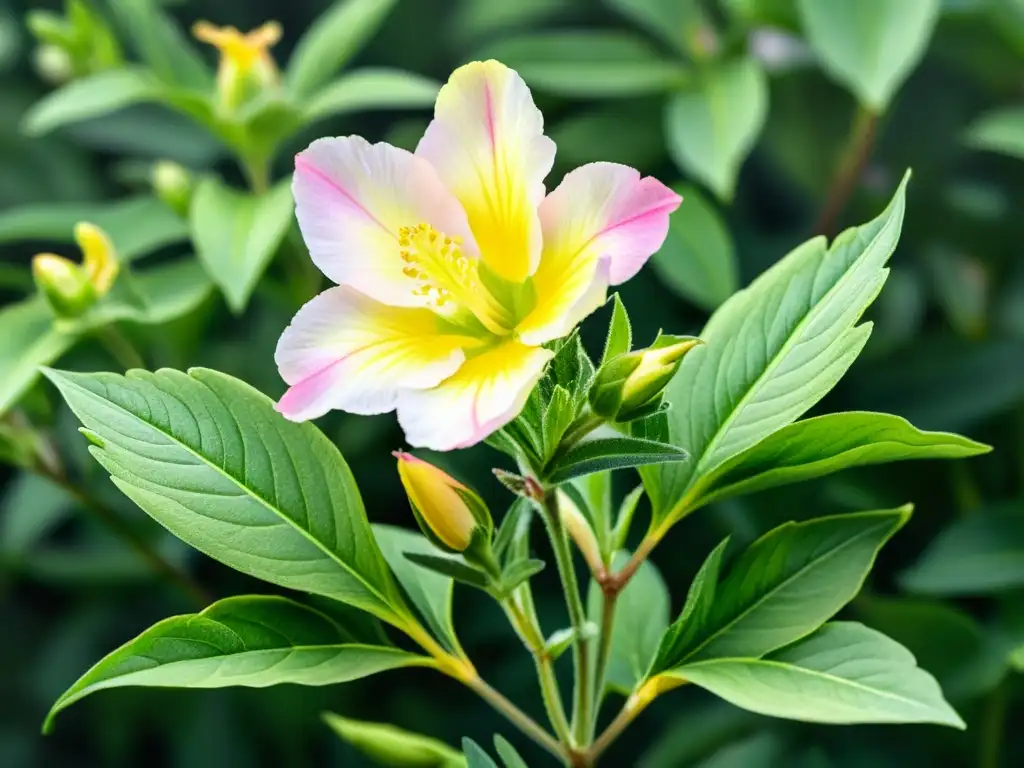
589,334,702,423
192,21,282,113
26,0,122,84
32,222,119,319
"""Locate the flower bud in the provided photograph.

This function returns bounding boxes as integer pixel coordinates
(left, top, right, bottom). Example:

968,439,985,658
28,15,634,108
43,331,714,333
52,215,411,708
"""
32,253,94,317
32,44,74,85
75,222,118,295
394,452,492,553
589,335,702,423
152,160,194,217
193,20,282,112
557,489,604,575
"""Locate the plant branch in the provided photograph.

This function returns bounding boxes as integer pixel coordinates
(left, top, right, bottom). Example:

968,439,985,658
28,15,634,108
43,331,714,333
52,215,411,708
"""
588,588,617,741
465,675,569,764
979,678,1009,768
95,325,146,370
814,104,879,238
539,490,593,747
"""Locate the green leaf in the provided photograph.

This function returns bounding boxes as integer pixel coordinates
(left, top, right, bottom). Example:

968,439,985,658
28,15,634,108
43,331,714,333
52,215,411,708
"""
0,299,75,418
900,504,1024,595
44,596,429,732
303,68,440,124
106,0,211,89
287,0,399,98
588,551,669,694
0,196,189,262
652,507,910,671
665,58,768,201
189,178,294,313
324,713,466,767
500,558,546,594
692,412,991,508
649,174,909,525
606,0,712,56
0,473,75,554
669,621,964,728
602,294,633,365
22,69,162,137
463,739,500,768
44,367,407,624
1010,646,1024,673
84,259,213,327
374,524,460,654
964,107,1024,160
493,735,528,768
545,436,688,485
796,0,940,112
479,32,689,98
403,552,491,590
650,184,738,311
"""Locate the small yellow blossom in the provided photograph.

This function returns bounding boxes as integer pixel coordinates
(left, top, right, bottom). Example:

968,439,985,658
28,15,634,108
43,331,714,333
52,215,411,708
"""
193,20,281,110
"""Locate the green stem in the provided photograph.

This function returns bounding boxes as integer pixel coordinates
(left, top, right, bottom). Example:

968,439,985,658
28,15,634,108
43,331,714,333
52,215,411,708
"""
814,103,879,237
242,155,271,195
540,491,592,747
95,325,146,370
979,679,1008,768
465,675,569,764
503,598,573,747
588,590,618,741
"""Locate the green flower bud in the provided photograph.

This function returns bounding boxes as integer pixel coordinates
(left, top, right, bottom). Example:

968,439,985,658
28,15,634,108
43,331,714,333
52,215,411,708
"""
152,160,194,217
394,451,492,553
32,253,94,318
32,44,74,85
589,335,702,423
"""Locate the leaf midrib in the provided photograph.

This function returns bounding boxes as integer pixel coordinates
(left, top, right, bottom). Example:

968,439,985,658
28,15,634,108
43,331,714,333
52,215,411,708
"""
685,202,900,494
676,518,893,665
68,374,399,618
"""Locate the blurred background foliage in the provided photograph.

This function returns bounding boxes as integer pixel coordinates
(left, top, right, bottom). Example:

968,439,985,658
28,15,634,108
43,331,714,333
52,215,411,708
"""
1,0,1023,766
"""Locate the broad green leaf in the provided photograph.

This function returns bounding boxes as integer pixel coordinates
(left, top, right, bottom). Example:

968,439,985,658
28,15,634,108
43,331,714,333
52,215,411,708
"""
648,174,908,525
44,367,407,624
545,436,688,485
0,299,75,418
797,0,940,111
324,713,466,767
189,178,294,313
117,259,213,325
480,32,690,98
22,69,162,136
964,107,1024,159
44,596,430,732
900,503,1024,595
651,184,738,311
588,551,669,694
692,733,783,768
669,622,964,728
374,524,461,654
493,735,528,768
692,412,990,508
287,0,398,98
106,0,211,88
303,68,440,123
606,0,712,56
0,196,189,262
651,508,909,671
665,58,768,201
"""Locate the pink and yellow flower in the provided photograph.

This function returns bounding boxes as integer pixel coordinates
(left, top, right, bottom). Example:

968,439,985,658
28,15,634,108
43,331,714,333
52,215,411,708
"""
275,60,681,451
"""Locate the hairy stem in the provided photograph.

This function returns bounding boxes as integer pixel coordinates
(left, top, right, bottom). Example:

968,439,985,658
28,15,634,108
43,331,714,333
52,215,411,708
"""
814,104,879,238
606,527,662,593
503,598,573,747
559,411,606,455
588,589,618,741
540,491,592,746
588,692,645,762
95,325,146,370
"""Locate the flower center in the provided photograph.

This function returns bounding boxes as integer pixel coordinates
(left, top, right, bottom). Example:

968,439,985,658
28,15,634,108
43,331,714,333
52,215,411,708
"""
399,223,511,335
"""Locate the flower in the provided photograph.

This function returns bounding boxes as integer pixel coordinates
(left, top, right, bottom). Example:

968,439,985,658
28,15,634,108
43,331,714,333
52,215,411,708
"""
394,451,491,552
192,20,281,110
275,60,682,451
32,222,118,318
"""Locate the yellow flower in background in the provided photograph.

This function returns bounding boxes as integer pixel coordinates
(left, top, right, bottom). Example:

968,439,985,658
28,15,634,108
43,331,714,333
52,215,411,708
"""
275,60,682,450
32,222,118,318
192,20,281,110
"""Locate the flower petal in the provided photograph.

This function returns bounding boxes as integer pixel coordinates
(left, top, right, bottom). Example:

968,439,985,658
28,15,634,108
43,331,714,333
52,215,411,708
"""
397,341,554,451
517,162,681,346
416,60,556,284
293,136,477,307
275,285,476,421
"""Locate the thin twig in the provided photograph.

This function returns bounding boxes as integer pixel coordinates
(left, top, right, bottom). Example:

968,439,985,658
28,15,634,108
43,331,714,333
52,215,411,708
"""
588,588,618,741
466,675,569,764
814,104,879,238
95,325,146,370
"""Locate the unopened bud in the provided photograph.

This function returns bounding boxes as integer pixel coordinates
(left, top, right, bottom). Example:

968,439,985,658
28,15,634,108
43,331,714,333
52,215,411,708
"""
557,489,604,575
394,452,492,553
152,160,194,216
33,44,74,85
590,335,702,423
32,253,94,317
74,222,118,295
193,20,282,112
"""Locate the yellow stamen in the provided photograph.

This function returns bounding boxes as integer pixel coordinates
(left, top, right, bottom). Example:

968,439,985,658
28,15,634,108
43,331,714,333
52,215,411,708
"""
399,223,511,335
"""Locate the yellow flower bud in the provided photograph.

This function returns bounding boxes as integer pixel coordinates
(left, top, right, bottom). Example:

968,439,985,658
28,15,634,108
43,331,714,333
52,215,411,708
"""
556,489,604,575
75,222,118,296
394,452,491,552
32,253,94,318
193,20,281,112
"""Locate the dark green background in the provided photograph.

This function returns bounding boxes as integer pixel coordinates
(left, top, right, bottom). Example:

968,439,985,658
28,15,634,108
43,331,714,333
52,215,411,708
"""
2,0,1022,766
